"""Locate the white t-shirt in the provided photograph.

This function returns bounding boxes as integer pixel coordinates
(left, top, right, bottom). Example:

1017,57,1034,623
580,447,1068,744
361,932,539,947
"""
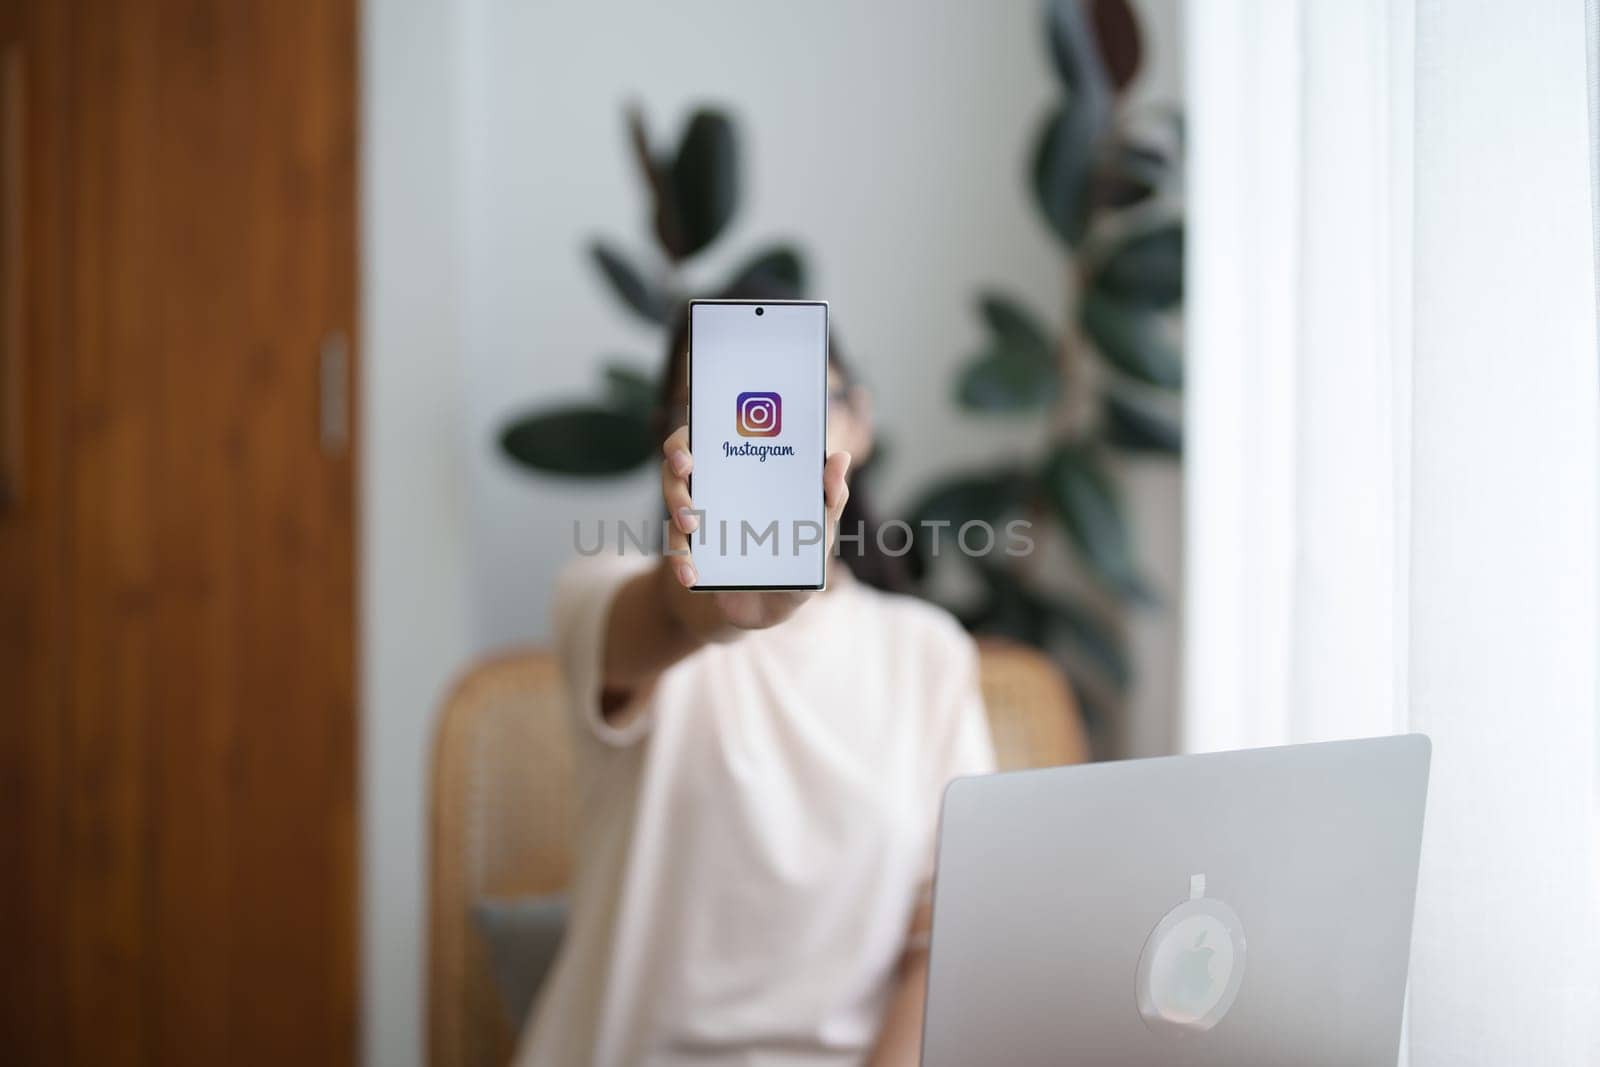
516,554,996,1067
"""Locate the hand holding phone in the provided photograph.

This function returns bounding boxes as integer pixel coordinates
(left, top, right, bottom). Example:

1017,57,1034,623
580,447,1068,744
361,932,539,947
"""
658,425,851,633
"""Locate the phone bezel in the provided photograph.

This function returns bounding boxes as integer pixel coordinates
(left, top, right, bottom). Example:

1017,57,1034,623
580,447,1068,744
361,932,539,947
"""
685,298,831,592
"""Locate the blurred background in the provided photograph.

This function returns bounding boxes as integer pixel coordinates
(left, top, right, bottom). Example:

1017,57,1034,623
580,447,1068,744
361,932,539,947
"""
382,2,1185,1061
5,0,1597,1065
4,1,1188,1063
471,0,1184,762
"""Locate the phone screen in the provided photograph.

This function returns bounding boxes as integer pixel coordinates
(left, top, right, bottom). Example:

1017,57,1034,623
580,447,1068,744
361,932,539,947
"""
688,300,828,590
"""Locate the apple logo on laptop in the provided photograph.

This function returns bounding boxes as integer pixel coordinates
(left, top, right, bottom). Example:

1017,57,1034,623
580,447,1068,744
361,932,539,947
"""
1135,874,1247,1035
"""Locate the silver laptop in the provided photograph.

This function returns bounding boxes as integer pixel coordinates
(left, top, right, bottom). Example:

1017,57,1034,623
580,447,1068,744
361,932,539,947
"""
922,735,1431,1067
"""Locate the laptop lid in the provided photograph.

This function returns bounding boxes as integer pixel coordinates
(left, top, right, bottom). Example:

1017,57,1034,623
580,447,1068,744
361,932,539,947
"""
922,735,1431,1067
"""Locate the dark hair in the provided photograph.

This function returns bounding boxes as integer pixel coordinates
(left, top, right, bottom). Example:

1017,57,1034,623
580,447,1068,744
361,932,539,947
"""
657,283,910,594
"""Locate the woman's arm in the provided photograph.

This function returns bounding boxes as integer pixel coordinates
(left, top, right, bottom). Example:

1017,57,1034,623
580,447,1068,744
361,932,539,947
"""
598,426,852,705
599,557,726,688
866,897,935,1067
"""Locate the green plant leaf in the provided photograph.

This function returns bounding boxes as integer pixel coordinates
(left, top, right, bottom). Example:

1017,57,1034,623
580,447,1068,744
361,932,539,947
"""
1035,588,1131,686
724,244,807,295
589,241,671,323
963,291,1056,411
965,563,1050,646
668,110,739,260
1045,0,1113,117
1042,443,1146,597
602,363,659,417
625,105,660,191
987,590,1052,646
1118,141,1169,180
1080,289,1182,388
624,104,686,265
905,468,1030,570
1093,221,1184,308
1040,0,1113,245
1032,104,1102,247
1089,0,1143,92
978,291,1052,357
1096,173,1154,212
499,406,655,477
956,344,1061,412
1096,140,1169,209
907,470,1030,529
1103,391,1182,455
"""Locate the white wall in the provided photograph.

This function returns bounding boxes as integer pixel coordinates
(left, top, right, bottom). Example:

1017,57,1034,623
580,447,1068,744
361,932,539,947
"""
361,2,470,1066
460,0,1184,754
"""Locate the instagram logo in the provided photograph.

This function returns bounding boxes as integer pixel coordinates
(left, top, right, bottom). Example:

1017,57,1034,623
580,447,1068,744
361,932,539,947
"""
735,391,782,437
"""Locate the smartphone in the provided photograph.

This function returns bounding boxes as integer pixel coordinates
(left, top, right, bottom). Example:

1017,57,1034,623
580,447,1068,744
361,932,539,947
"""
687,299,829,590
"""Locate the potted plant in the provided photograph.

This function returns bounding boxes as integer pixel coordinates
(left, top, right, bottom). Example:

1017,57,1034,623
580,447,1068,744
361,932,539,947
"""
905,0,1184,726
498,106,809,475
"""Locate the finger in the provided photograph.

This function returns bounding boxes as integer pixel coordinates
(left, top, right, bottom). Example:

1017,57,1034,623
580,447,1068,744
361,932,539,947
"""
661,426,692,478
660,463,698,590
823,452,852,557
658,433,697,586
659,435,697,531
659,427,699,537
666,535,697,588
665,476,699,536
824,451,852,519
661,494,697,587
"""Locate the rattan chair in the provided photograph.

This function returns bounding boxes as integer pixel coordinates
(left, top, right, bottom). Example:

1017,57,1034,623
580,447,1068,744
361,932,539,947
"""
427,639,1087,1067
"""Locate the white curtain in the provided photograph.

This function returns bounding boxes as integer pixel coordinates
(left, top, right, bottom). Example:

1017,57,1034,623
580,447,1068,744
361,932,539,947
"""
1185,0,1600,1062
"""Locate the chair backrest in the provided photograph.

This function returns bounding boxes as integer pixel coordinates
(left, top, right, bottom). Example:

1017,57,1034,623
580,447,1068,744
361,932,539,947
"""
427,639,1087,1067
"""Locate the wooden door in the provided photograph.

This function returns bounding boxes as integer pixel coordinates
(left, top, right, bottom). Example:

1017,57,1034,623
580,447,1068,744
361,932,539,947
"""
0,1,359,1064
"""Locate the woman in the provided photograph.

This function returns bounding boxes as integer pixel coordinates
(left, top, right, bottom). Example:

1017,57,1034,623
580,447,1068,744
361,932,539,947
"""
518,296,996,1066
